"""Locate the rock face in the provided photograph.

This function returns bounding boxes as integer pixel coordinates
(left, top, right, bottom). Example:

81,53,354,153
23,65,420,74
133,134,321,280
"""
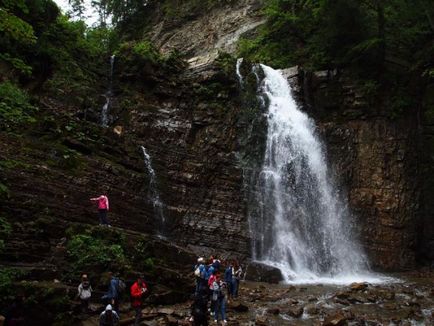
146,0,265,65
0,0,432,277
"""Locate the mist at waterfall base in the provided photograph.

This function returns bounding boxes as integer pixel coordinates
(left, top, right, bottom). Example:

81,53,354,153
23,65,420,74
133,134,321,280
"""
246,64,391,285
140,146,166,237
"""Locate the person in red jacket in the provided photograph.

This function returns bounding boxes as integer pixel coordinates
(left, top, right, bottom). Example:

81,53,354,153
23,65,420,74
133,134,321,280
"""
130,277,147,326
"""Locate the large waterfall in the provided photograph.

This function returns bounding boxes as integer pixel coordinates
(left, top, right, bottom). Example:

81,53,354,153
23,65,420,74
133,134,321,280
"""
248,64,381,284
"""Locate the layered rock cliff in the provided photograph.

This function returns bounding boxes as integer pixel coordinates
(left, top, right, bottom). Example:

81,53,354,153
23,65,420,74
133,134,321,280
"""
1,0,432,280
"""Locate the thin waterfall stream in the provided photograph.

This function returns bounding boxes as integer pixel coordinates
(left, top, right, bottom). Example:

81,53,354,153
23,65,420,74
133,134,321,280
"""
244,62,386,284
101,55,115,127
140,146,166,236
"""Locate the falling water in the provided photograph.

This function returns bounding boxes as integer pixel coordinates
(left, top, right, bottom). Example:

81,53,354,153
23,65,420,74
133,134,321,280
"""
248,64,384,284
101,55,115,127
140,146,166,235
236,58,244,85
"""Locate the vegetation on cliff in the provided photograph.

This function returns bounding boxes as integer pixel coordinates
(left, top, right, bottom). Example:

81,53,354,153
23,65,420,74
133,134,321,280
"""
238,0,433,116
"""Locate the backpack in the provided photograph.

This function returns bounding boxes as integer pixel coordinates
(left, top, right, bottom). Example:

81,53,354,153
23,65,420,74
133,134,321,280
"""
116,278,126,294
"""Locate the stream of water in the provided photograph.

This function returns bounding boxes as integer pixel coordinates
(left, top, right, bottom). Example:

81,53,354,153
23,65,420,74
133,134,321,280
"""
140,146,166,236
246,63,387,284
101,55,115,127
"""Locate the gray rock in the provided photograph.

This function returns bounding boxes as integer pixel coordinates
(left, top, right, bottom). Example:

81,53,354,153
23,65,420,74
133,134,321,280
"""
244,262,283,284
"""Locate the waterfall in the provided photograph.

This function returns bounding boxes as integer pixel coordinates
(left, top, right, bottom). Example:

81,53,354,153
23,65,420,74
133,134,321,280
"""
236,58,244,85
247,64,382,284
140,146,166,235
101,55,115,127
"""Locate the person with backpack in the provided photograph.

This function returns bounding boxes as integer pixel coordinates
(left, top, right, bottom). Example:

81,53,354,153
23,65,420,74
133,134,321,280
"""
130,277,147,326
212,274,227,324
99,304,119,326
77,274,92,313
194,257,206,295
102,272,124,315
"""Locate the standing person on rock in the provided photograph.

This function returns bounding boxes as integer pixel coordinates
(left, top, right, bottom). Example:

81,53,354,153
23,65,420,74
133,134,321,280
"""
224,262,233,301
77,274,92,313
102,272,122,315
191,288,209,326
194,257,206,295
90,194,110,226
232,262,242,299
130,277,148,326
212,274,227,324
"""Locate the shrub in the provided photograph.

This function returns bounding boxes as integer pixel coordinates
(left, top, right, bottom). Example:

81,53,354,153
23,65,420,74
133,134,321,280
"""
66,234,128,274
0,82,36,130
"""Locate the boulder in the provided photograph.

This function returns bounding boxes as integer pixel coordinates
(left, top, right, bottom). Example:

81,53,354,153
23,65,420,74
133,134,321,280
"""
244,262,283,284
286,306,304,318
255,316,268,325
323,312,347,326
350,282,368,291
266,307,280,315
230,301,249,312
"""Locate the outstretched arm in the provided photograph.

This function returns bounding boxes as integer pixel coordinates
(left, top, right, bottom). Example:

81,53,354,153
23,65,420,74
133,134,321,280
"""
90,196,102,201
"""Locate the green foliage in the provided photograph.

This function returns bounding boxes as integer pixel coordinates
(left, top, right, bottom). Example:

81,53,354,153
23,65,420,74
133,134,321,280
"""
0,82,36,130
132,40,161,64
0,216,12,253
66,233,128,274
0,268,26,299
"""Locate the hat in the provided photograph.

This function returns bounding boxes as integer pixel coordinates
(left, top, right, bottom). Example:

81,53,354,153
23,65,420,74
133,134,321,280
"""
106,304,113,311
197,257,204,263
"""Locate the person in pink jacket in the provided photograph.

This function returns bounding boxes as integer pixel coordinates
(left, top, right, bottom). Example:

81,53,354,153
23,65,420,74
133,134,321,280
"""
90,194,110,226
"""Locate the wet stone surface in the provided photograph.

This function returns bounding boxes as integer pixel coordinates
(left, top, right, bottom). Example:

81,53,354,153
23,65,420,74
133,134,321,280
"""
80,271,434,325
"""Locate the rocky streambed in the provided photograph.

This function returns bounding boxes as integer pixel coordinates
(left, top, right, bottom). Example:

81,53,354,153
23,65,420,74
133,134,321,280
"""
80,270,433,325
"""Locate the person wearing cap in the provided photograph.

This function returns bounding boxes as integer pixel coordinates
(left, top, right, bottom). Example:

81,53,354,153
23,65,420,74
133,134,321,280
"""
99,304,119,326
130,277,148,326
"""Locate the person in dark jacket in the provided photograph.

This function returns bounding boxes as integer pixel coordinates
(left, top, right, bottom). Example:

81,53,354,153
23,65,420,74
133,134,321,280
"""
224,263,233,301
101,272,120,314
191,288,209,326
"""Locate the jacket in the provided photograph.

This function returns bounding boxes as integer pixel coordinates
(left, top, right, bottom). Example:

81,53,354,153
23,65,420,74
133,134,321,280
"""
130,281,147,308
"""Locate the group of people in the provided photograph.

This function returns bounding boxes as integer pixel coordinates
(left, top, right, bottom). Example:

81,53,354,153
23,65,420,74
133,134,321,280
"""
77,272,148,326
191,256,243,325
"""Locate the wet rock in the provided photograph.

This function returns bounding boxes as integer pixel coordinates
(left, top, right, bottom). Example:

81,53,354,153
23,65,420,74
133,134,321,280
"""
245,262,283,284
230,301,249,312
266,307,280,315
350,282,368,291
305,304,320,315
383,302,397,310
286,306,304,318
165,315,178,325
323,312,347,326
255,316,268,325
158,308,175,315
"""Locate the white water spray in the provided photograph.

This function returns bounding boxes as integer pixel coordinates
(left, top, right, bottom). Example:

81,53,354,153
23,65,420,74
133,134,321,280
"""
140,146,166,235
248,64,386,284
